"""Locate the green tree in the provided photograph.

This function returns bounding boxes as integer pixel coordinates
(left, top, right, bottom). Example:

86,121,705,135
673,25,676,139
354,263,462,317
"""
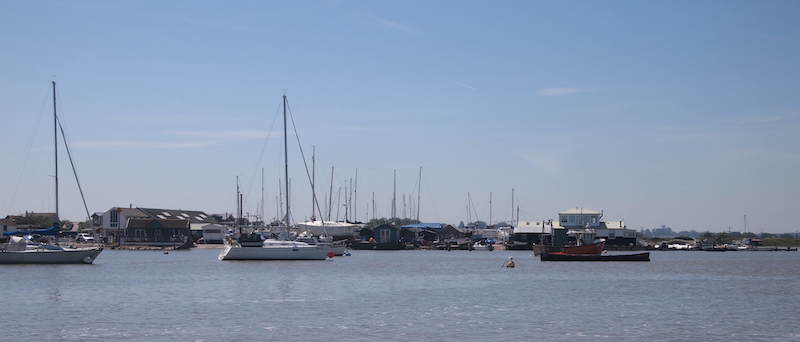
366,217,420,229
715,232,730,244
12,215,54,228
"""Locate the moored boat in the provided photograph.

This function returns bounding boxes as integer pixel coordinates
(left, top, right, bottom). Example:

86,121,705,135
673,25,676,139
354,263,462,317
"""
562,240,605,255
219,236,330,260
540,252,650,262
1,234,102,264
0,81,103,265
218,95,331,261
470,241,494,251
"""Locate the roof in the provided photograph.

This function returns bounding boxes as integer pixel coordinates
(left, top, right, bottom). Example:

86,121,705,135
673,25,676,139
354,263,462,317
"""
373,224,400,231
559,208,601,215
514,221,559,234
138,208,217,224
111,207,149,217
599,220,626,229
400,223,443,230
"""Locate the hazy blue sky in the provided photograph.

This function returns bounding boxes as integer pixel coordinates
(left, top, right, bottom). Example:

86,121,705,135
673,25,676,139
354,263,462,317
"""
2,1,798,233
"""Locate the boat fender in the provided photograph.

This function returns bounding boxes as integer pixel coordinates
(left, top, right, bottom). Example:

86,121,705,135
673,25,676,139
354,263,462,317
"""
327,251,335,258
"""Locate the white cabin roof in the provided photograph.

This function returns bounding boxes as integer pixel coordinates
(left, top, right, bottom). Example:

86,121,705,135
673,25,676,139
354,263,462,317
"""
558,208,601,215
513,220,562,234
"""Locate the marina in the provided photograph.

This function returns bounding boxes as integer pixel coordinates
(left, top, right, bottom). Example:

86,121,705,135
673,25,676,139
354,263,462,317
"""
2,5,799,341
1,248,798,341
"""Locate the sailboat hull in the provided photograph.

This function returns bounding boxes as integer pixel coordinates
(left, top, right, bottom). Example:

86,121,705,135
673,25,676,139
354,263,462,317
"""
218,241,330,260
0,247,103,264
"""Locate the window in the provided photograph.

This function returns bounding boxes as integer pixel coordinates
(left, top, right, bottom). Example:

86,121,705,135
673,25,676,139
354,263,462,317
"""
379,229,391,243
110,210,119,228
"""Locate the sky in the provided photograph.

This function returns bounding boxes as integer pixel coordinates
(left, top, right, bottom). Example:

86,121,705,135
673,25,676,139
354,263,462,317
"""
2,0,799,234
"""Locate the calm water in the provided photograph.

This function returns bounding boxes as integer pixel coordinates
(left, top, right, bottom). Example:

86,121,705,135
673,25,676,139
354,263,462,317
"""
1,248,798,341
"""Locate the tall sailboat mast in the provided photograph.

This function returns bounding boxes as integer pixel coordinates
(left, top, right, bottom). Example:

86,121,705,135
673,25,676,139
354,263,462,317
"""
283,95,290,227
416,166,421,222
354,169,358,223
52,81,59,221
489,192,493,229
311,146,316,222
392,169,397,219
328,166,334,221
511,188,515,224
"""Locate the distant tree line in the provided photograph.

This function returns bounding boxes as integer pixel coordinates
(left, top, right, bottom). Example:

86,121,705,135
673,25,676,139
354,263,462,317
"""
643,230,799,246
640,225,798,240
11,215,55,227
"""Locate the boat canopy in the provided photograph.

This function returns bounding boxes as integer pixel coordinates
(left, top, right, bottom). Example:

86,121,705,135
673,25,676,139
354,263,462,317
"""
2,226,60,236
297,221,360,237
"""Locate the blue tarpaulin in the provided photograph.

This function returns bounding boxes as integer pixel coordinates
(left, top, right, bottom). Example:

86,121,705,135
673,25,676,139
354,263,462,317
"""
400,223,443,230
2,226,60,236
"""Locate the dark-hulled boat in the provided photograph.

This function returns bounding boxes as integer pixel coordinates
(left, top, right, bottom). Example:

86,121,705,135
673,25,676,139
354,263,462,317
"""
540,252,650,262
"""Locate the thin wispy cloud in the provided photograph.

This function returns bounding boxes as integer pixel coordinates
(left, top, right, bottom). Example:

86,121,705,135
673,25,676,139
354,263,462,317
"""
443,77,476,91
166,130,271,139
364,14,415,33
72,130,272,150
522,152,561,174
73,140,215,150
536,88,592,97
729,114,789,125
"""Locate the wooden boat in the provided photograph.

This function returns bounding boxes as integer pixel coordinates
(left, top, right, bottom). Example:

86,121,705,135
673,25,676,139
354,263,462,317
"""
540,252,650,262
562,240,605,255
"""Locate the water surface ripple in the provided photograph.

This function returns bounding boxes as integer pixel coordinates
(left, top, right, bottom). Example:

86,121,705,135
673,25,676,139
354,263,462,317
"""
1,249,797,341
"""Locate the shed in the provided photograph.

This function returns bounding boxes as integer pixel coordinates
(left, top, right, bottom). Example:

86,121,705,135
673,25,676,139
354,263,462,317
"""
125,218,190,245
373,224,400,244
437,225,467,241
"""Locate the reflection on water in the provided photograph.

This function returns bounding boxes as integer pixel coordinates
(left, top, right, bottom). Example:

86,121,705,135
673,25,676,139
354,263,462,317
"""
0,249,798,341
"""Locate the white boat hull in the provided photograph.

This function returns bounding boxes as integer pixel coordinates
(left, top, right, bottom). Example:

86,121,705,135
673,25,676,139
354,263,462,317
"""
0,247,103,264
219,240,331,260
332,245,347,256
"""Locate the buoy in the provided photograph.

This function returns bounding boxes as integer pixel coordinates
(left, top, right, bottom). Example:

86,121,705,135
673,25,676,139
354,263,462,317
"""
505,257,515,268
327,251,335,258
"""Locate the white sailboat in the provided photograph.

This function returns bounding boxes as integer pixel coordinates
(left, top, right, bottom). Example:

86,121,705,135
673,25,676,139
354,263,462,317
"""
219,94,331,261
0,81,103,264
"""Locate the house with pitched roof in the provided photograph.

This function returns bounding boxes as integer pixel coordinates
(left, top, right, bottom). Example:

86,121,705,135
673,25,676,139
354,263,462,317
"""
98,206,219,245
